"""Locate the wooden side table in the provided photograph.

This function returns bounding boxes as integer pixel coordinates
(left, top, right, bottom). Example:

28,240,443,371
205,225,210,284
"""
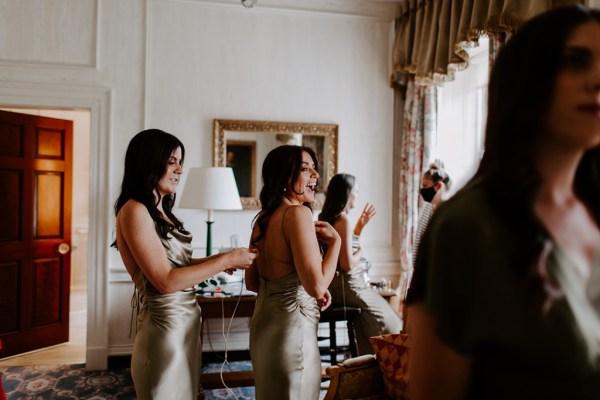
197,295,256,391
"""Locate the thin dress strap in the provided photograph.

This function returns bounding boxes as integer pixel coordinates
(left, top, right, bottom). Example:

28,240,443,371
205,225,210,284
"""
280,205,295,246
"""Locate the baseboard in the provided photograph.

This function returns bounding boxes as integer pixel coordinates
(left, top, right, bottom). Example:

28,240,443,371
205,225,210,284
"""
107,354,131,369
107,350,252,370
202,350,251,363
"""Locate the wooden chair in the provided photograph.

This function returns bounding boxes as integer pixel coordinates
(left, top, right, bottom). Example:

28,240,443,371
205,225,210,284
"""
318,306,362,365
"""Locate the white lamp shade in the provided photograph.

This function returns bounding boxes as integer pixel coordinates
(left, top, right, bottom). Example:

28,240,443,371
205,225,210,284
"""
178,167,243,210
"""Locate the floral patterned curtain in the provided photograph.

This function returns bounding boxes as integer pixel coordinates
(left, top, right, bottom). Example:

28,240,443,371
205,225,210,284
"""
397,77,437,304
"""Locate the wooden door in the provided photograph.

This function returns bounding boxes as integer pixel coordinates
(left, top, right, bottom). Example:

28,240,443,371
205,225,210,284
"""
0,110,73,358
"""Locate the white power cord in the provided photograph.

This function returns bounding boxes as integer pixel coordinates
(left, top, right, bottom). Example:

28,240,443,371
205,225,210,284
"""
218,274,245,399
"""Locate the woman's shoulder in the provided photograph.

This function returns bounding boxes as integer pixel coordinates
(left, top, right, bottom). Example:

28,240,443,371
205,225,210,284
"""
333,212,350,229
119,199,146,213
118,200,152,223
282,204,313,220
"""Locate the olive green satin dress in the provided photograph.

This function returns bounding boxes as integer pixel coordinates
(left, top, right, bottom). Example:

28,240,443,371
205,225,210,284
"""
250,272,322,400
130,227,202,400
329,235,402,355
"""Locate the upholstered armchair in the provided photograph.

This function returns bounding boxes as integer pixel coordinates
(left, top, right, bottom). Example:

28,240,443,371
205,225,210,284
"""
323,354,386,400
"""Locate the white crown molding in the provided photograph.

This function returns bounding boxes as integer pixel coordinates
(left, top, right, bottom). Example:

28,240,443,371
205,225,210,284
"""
154,0,401,20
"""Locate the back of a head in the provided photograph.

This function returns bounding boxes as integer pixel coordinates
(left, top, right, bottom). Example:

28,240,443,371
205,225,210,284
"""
423,159,451,189
319,173,356,224
259,145,303,210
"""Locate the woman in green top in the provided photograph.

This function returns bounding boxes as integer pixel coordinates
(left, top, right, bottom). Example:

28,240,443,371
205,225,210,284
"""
406,5,600,399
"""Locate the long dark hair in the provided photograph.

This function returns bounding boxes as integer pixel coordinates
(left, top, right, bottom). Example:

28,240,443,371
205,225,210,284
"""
318,173,356,225
112,129,186,247
474,5,600,272
251,145,318,245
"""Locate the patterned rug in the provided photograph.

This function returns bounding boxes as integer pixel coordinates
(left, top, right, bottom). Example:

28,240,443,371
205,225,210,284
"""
0,363,136,399
0,361,327,399
0,362,255,400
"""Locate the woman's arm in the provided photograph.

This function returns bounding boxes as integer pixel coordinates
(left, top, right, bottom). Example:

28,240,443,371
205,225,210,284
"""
190,253,225,265
408,302,472,400
117,201,257,294
285,206,340,299
335,214,363,273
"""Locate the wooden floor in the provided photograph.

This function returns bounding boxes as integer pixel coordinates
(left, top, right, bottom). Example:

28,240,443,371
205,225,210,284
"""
0,286,87,367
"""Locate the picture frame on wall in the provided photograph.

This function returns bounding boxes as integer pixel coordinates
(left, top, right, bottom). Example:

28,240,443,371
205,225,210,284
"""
213,119,338,209
226,140,256,198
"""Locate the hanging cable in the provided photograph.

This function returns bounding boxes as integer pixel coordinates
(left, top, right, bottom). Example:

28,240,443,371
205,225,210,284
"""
218,274,245,400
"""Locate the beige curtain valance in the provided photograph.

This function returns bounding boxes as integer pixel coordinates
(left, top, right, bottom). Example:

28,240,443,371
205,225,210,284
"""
392,0,582,85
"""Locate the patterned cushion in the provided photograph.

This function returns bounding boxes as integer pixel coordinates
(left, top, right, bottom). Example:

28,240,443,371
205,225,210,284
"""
369,333,411,400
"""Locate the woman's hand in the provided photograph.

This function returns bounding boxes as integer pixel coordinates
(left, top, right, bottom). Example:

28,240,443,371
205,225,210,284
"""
314,221,341,246
317,290,332,311
354,203,376,236
224,247,258,271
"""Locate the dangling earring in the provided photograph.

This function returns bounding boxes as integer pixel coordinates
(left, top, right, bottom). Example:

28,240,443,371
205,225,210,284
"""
283,187,287,192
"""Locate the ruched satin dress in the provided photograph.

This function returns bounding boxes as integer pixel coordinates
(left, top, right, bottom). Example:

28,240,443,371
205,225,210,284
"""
130,227,202,400
250,272,322,400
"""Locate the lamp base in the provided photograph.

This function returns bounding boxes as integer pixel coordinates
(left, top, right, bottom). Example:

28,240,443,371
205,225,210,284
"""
206,220,214,256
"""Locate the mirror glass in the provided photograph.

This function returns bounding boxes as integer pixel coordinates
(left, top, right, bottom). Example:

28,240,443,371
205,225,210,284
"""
213,119,338,209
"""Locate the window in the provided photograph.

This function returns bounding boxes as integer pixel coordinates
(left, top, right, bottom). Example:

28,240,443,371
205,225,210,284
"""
434,37,489,193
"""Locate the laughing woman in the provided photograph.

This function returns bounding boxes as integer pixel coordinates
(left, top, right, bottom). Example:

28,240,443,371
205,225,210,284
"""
246,145,341,400
113,129,257,399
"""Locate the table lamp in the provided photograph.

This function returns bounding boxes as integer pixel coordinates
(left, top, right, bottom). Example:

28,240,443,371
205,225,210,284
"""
178,167,243,256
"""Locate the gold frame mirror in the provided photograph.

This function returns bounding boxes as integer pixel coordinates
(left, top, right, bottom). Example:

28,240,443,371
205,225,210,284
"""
213,119,338,209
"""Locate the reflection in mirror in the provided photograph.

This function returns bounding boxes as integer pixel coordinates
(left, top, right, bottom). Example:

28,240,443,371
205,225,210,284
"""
213,119,338,209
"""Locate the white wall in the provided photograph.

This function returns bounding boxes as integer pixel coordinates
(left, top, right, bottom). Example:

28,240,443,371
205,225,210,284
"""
0,0,400,368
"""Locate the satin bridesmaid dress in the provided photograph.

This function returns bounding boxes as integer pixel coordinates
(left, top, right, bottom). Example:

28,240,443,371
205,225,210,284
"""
130,227,202,400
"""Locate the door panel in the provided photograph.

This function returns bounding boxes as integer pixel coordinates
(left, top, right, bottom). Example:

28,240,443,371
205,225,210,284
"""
0,120,22,157
0,109,73,357
0,261,19,333
36,172,63,237
0,170,21,241
33,258,62,326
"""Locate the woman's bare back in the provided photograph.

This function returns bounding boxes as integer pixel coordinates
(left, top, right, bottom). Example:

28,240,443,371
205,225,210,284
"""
253,205,299,281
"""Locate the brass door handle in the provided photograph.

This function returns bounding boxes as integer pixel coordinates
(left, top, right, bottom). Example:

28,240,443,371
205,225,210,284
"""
57,243,71,255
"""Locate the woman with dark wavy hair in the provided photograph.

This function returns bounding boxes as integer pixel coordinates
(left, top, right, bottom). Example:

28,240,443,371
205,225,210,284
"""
319,173,401,355
406,5,600,399
113,129,258,399
246,145,341,400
